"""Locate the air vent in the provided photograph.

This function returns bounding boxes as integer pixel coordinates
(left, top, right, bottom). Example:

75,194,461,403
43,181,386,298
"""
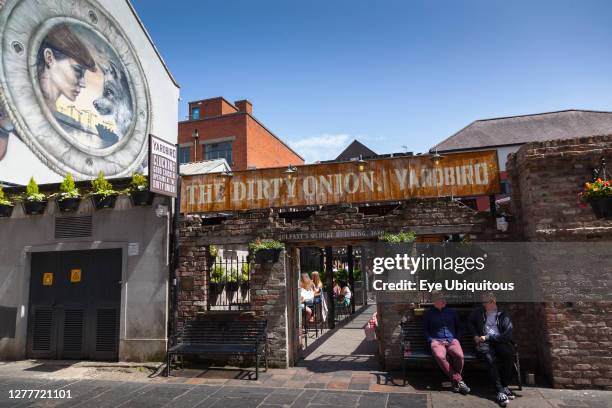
32,308,53,351
95,309,118,352
62,310,84,352
55,216,92,239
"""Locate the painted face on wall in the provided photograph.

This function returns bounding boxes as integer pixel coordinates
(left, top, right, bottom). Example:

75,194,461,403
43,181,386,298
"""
39,48,88,106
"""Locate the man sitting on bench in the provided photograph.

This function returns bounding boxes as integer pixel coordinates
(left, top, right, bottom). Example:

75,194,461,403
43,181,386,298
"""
468,292,516,407
423,291,471,395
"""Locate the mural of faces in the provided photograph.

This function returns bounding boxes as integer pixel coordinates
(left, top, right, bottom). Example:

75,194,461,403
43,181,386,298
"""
36,23,134,149
0,0,150,179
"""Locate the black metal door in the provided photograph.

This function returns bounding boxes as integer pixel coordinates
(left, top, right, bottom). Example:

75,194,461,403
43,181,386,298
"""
27,249,122,361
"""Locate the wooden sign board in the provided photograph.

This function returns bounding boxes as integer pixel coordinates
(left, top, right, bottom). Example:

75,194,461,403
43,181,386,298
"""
181,150,500,213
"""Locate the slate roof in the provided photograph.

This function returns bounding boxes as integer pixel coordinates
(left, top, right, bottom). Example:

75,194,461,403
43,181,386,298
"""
432,110,612,152
335,140,377,161
180,159,230,175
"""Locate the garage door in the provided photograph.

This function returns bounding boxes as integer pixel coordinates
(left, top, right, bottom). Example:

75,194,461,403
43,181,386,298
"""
27,249,122,361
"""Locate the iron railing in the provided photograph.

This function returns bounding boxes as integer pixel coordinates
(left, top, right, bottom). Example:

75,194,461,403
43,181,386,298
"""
207,256,251,311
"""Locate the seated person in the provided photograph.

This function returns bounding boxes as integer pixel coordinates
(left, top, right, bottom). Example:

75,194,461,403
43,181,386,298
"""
311,271,323,300
423,290,470,395
332,279,341,297
299,273,315,322
337,281,351,307
468,292,516,407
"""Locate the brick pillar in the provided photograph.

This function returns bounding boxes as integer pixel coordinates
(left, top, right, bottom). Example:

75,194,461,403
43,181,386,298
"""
250,251,288,367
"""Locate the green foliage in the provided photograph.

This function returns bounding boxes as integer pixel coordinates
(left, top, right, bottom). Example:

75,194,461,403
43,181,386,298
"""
0,185,13,206
209,245,218,257
58,173,80,200
130,173,148,192
248,238,284,253
241,263,251,281
379,231,416,243
210,265,225,284
226,269,239,284
90,171,117,197
210,265,241,284
336,268,362,282
25,177,45,202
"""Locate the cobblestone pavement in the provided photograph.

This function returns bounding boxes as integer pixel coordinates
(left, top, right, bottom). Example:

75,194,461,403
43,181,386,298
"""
1,305,611,407
0,375,611,408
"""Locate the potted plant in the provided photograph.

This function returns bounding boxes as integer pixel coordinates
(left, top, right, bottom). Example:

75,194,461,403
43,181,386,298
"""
0,185,14,217
579,177,612,218
249,239,284,264
23,177,47,215
56,173,81,212
209,265,225,294
240,263,251,294
130,173,154,206
225,269,239,292
379,231,416,243
90,171,118,209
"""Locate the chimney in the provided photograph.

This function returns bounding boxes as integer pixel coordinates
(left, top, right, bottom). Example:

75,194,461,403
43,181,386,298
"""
235,100,253,115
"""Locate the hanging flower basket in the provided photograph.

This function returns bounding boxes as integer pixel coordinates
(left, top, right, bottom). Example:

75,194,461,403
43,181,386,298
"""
249,239,284,264
57,197,81,213
590,196,612,219
23,200,47,215
254,248,281,264
131,190,154,206
91,194,118,209
0,203,14,217
579,177,612,219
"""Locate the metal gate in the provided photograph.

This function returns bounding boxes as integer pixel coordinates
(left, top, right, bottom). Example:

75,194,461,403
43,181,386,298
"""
26,249,122,361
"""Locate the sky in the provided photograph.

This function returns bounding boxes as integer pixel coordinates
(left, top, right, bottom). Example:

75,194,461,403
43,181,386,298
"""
132,0,612,163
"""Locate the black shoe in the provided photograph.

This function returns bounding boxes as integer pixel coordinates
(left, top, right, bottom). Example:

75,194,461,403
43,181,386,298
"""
496,392,509,407
454,381,470,395
503,387,516,400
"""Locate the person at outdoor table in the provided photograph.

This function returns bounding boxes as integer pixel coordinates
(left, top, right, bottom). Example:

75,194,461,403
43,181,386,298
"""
337,281,351,306
468,292,516,407
311,271,323,297
331,279,340,296
299,273,315,322
423,291,471,395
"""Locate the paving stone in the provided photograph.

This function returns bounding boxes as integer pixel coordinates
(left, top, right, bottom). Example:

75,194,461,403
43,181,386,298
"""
310,390,360,406
387,393,428,408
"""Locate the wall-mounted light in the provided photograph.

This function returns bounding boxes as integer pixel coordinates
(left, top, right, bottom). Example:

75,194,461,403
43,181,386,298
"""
430,148,444,164
284,165,297,179
355,155,367,171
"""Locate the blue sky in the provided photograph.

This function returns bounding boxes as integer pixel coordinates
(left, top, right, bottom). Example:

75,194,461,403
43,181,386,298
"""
132,0,612,163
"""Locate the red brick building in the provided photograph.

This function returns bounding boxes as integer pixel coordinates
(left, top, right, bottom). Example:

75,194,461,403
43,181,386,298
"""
177,97,304,170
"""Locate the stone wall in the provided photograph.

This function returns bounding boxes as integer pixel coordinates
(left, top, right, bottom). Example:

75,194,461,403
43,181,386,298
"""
249,254,289,367
178,197,501,370
507,134,612,389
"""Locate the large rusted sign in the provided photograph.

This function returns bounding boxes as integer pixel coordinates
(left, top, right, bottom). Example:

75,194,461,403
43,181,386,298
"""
181,150,500,213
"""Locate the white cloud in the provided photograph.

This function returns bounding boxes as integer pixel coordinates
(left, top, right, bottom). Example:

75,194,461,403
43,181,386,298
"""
288,133,351,163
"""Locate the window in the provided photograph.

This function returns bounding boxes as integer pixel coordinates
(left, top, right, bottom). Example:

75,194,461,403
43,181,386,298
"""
191,107,200,120
178,146,190,164
204,141,232,163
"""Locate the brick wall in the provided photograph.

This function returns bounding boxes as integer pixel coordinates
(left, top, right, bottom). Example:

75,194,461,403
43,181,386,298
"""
507,134,612,389
178,98,303,171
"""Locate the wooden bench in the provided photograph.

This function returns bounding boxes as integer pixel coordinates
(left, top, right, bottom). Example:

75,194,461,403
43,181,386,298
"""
167,319,268,379
399,313,522,389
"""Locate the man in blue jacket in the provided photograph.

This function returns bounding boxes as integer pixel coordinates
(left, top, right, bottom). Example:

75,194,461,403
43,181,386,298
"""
423,291,470,395
468,292,516,407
